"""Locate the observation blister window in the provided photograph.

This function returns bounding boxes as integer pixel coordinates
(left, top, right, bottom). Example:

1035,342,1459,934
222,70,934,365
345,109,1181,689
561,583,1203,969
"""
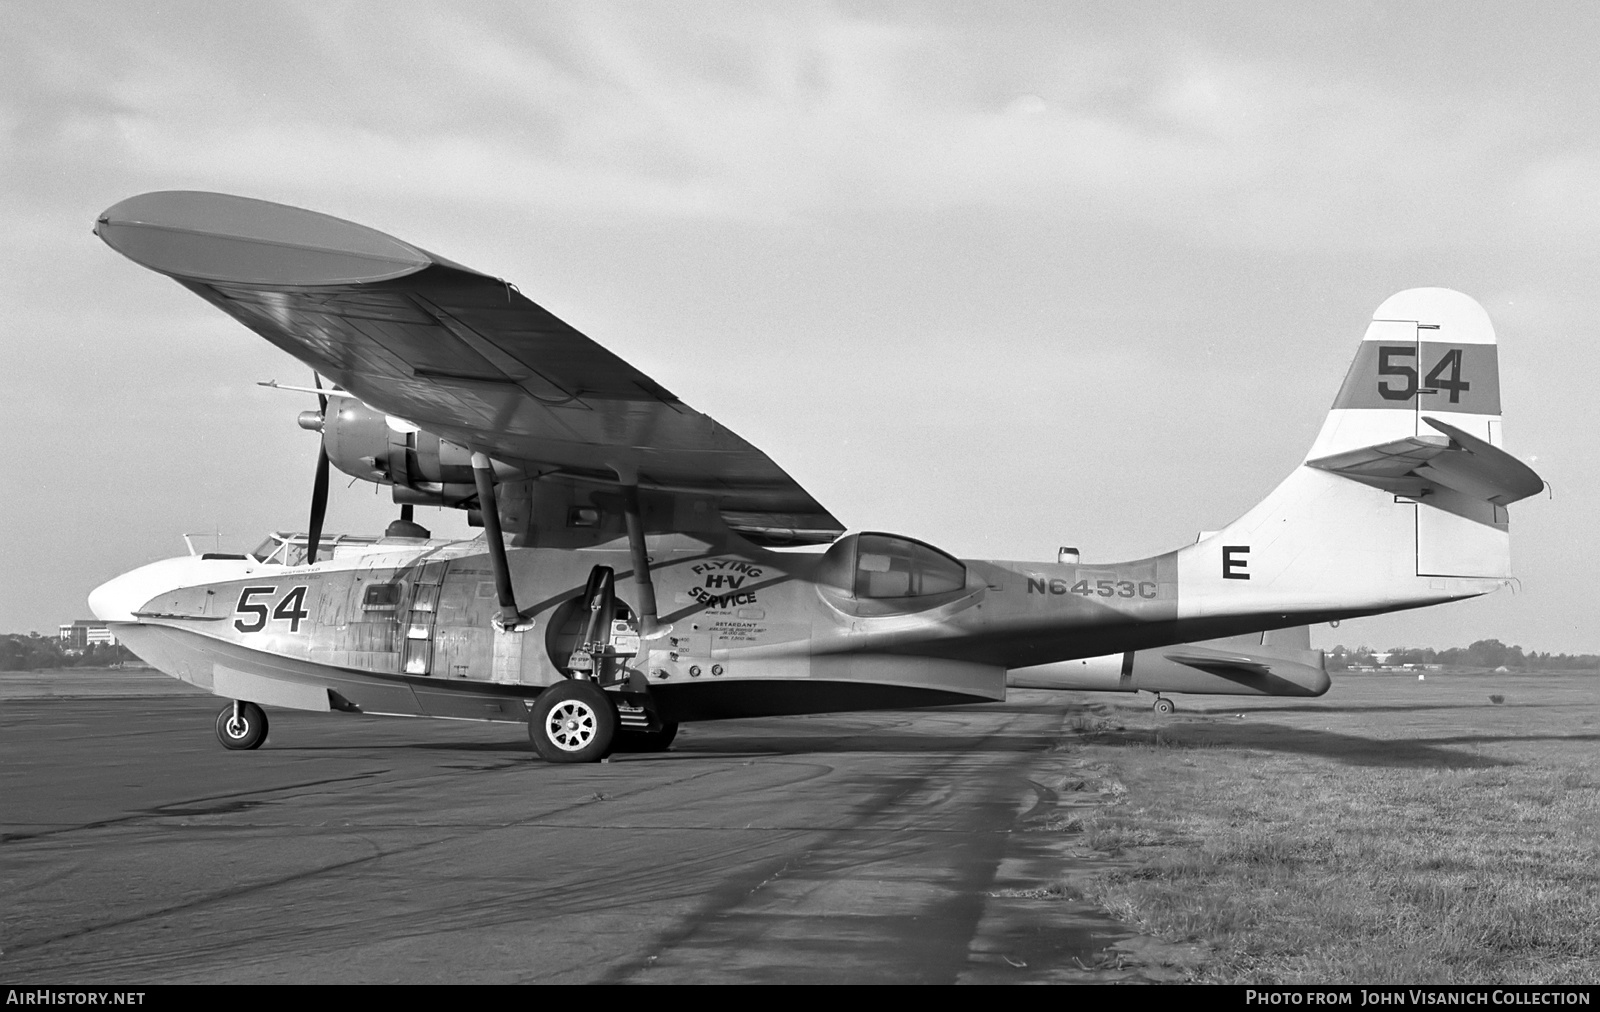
852,534,967,598
815,532,968,602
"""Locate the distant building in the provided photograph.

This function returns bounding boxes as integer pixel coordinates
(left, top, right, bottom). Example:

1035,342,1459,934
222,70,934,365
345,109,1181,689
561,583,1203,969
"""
58,620,117,649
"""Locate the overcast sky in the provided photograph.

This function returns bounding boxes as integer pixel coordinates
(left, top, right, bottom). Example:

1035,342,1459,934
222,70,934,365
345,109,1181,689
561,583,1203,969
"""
3,2,1596,651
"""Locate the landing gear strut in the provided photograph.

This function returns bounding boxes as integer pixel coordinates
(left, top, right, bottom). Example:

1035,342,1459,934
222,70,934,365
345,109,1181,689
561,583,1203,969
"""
524,472,668,764
215,700,268,750
566,565,620,681
1151,695,1176,715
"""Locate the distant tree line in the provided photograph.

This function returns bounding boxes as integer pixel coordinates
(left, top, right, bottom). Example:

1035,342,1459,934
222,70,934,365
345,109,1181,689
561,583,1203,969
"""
1327,638,1600,671
0,633,140,671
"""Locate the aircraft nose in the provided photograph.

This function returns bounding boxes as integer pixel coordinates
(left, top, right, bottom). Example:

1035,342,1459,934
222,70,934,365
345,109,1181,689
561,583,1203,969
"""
88,557,195,622
89,570,152,622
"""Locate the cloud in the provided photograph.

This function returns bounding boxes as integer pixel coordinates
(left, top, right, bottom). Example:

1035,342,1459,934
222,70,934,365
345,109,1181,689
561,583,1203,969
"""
4,3,1578,253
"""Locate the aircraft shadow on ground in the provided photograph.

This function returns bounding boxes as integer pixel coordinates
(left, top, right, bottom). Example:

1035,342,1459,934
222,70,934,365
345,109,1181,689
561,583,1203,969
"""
264,712,1598,767
1192,702,1551,716
1091,723,1519,769
279,731,1062,758
286,740,530,754
671,732,1062,757
926,703,1076,715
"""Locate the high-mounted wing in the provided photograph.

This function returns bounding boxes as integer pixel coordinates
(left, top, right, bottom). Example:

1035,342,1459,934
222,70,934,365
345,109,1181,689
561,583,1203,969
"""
96,191,843,542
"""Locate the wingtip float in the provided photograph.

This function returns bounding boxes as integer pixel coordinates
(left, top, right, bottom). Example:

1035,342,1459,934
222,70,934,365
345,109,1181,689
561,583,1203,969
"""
96,190,433,286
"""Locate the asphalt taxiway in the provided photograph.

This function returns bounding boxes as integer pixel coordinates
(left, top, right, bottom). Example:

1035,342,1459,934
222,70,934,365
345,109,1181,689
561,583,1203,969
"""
0,670,1183,984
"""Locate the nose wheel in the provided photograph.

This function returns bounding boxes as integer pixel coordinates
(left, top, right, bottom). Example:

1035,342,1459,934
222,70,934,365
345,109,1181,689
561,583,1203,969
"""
215,701,269,750
1151,695,1176,715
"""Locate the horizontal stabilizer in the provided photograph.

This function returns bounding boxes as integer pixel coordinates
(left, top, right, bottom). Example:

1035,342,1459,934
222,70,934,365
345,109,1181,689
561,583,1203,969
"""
1306,416,1542,506
1161,649,1274,680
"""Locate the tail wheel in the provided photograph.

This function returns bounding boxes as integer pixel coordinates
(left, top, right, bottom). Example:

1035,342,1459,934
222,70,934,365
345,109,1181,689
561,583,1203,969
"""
1152,697,1176,715
529,681,616,763
215,701,268,750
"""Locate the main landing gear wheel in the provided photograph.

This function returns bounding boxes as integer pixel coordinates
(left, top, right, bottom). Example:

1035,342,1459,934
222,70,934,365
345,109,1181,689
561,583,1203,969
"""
613,721,679,753
1152,696,1176,715
215,701,268,750
529,681,616,763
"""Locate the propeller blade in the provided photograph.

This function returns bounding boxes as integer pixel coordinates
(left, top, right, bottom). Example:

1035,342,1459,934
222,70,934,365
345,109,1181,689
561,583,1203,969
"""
306,372,330,566
306,442,329,565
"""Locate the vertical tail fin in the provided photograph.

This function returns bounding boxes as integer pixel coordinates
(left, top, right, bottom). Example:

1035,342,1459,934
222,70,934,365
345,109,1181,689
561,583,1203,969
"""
1311,287,1504,459
1177,289,1540,624
1307,288,1539,579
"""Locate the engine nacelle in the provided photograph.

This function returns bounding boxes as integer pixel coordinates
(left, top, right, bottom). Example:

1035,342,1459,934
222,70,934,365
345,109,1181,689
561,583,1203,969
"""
315,397,522,506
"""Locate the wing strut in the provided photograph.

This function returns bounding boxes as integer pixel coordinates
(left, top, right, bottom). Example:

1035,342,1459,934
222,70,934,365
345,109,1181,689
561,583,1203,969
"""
471,452,523,627
619,484,660,637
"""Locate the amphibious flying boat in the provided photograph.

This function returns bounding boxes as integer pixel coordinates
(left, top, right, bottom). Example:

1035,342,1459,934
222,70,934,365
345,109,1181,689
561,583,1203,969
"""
89,192,1542,762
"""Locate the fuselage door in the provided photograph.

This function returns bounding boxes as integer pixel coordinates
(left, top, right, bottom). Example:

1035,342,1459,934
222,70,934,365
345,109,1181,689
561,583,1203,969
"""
402,560,448,675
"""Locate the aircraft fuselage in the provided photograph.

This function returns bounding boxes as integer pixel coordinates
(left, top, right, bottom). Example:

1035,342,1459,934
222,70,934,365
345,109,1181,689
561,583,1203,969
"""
98,522,1445,725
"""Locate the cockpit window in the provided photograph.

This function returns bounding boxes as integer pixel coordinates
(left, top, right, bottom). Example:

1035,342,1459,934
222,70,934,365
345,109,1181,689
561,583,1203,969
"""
248,531,387,565
852,533,967,598
251,534,327,566
250,536,285,564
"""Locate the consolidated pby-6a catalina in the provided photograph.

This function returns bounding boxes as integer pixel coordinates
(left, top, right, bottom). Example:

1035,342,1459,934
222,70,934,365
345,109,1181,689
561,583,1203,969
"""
89,192,1542,762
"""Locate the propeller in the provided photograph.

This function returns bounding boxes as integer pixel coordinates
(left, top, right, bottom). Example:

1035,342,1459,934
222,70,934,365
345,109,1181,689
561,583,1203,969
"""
291,373,429,556
305,375,330,565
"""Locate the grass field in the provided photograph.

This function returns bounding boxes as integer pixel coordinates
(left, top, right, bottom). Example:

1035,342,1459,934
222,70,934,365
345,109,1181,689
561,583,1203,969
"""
1052,671,1600,983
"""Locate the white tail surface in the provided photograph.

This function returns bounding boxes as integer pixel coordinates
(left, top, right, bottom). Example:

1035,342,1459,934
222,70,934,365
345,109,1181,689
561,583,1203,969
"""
1175,289,1538,623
